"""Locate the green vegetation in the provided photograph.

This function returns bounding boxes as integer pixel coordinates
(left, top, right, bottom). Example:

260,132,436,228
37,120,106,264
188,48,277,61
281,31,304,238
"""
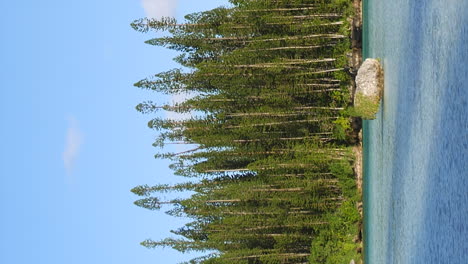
309,161,361,263
131,0,361,263
348,93,380,120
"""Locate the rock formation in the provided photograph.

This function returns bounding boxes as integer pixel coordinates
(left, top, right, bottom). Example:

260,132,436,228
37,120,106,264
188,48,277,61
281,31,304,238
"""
353,58,384,119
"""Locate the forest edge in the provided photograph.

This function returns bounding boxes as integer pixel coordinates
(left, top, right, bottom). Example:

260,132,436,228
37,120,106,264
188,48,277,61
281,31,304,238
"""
350,0,364,262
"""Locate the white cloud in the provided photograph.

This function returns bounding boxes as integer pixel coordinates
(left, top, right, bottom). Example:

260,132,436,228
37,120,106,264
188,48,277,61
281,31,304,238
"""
63,117,83,177
141,0,178,18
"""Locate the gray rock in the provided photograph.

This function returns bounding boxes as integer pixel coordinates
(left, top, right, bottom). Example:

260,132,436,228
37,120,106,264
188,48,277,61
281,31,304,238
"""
353,58,384,119
355,58,383,104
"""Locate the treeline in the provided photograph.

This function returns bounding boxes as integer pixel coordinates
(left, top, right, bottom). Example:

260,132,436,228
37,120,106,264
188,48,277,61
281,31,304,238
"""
131,0,360,263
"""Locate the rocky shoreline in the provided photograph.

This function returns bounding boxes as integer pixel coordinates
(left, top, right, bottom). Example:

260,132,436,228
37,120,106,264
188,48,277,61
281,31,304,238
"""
350,0,364,263
348,0,363,201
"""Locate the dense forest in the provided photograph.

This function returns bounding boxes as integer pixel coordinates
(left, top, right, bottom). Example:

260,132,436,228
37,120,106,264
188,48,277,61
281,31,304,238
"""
131,0,361,263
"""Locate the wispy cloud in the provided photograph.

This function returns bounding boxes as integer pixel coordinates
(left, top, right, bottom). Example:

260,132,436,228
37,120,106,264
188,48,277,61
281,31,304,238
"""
63,117,83,177
141,0,179,18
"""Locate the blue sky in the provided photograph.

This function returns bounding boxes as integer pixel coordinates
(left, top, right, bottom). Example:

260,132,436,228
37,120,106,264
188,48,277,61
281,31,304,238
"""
0,0,227,263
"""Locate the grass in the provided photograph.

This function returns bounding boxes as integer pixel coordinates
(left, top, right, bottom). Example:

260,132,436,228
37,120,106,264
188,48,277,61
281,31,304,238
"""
348,93,380,120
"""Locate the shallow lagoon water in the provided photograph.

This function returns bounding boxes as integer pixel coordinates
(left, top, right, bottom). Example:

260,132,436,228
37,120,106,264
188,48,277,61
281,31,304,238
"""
363,0,468,263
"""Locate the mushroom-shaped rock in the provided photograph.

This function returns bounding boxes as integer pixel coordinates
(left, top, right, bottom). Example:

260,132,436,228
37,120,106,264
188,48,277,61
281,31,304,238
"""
354,58,384,119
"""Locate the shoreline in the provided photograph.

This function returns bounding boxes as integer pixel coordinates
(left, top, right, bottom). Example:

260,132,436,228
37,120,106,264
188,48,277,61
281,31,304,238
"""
350,0,364,263
352,132,364,263
349,0,363,200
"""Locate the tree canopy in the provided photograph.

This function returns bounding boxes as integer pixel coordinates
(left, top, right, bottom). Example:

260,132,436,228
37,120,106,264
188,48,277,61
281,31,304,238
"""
131,0,361,263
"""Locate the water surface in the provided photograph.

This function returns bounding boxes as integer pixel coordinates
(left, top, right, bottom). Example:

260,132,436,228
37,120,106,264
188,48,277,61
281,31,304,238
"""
363,0,468,263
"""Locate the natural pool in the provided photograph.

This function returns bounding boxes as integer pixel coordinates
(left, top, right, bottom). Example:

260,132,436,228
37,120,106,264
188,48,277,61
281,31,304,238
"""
362,0,468,263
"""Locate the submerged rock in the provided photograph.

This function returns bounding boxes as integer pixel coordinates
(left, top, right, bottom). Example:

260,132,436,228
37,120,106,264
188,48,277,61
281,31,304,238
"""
353,58,384,119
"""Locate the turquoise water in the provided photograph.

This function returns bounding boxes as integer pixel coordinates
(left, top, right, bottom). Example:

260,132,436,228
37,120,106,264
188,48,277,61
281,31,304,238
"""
362,0,468,263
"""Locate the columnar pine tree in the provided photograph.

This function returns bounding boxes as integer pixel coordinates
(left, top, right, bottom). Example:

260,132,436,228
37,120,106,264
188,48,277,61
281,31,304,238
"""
131,0,360,263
